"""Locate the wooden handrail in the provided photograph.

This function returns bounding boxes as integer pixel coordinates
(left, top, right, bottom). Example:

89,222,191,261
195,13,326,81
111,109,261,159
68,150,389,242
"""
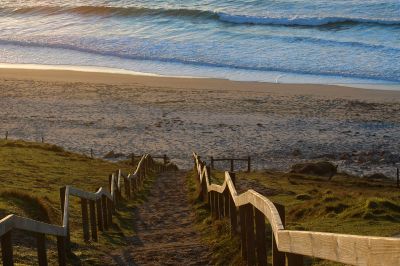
0,154,172,265
193,152,400,266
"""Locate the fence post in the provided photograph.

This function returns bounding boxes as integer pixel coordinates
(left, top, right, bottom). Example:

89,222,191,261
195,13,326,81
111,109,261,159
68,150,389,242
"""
255,209,267,266
1,231,13,266
397,168,399,188
90,148,93,159
89,200,98,241
239,205,247,261
59,187,70,251
56,236,67,266
36,233,47,266
273,203,286,266
230,196,238,236
218,193,224,218
5,131,8,140
211,156,214,169
212,191,217,219
41,136,44,143
287,254,304,266
107,198,113,225
163,154,167,165
224,189,230,218
131,153,135,166
102,195,108,230
247,156,251,172
245,205,256,266
96,198,103,231
230,159,234,172
81,198,90,242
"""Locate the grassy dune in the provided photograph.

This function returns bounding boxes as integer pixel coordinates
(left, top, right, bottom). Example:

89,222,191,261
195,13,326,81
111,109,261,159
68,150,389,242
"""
188,169,400,265
0,140,155,265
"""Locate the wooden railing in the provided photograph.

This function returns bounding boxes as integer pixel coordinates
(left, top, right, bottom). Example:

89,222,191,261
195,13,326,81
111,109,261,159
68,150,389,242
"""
193,153,400,266
0,154,173,266
210,156,251,172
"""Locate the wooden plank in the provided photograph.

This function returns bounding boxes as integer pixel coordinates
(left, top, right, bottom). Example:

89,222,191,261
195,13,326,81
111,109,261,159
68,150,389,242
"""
246,205,256,266
89,200,98,241
1,231,13,266
36,233,47,266
255,208,267,266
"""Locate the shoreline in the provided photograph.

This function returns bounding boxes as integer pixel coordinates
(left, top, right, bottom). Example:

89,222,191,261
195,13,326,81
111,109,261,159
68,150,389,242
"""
1,64,400,102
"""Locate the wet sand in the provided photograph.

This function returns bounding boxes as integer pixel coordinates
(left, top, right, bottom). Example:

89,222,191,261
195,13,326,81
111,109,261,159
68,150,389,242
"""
1,68,399,177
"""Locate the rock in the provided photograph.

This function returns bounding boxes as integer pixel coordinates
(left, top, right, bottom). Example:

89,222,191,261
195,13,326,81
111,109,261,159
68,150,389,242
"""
365,173,388,180
290,161,338,179
292,149,302,157
104,150,125,159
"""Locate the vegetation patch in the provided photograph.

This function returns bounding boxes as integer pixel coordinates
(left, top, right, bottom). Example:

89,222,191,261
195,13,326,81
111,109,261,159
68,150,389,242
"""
0,139,159,265
186,171,244,265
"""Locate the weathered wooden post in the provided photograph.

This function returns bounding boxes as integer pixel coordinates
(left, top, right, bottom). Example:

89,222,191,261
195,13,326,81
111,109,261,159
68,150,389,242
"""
239,205,247,260
36,233,47,266
89,200,98,241
41,136,44,143
230,159,234,172
247,156,251,172
102,195,108,230
229,173,238,236
107,198,113,224
81,198,90,242
255,209,267,266
90,149,93,159
59,187,70,251
56,236,67,266
273,203,286,266
224,189,230,218
218,193,224,218
245,205,256,266
5,131,8,140
1,231,13,266
96,198,103,231
229,172,236,187
131,153,135,166
211,156,214,169
163,154,167,165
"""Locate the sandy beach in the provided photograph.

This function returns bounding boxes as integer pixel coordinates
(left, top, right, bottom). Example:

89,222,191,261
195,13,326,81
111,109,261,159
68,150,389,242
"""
1,68,399,177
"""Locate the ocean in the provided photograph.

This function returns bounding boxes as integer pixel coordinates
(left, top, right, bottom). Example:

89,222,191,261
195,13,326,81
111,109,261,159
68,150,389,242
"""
0,0,399,88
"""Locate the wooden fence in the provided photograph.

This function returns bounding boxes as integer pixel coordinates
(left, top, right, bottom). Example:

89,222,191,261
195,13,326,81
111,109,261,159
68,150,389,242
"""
0,154,174,266
211,156,251,172
193,153,400,266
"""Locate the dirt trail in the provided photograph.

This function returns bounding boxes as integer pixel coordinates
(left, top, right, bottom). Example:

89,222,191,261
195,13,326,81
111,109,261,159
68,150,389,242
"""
111,171,211,265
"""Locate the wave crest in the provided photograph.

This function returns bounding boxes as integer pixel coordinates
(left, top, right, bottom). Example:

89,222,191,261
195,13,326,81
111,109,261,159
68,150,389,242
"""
2,5,400,27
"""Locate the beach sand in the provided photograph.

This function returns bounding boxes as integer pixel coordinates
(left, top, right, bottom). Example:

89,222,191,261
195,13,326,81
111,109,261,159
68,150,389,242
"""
1,68,399,177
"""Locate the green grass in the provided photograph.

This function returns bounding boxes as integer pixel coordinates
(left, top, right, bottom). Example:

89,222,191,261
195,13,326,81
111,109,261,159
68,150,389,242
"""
211,170,400,237
196,169,399,266
186,171,244,266
0,139,158,265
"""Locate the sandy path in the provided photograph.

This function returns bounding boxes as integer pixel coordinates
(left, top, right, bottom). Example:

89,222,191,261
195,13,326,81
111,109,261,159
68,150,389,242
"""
111,171,211,265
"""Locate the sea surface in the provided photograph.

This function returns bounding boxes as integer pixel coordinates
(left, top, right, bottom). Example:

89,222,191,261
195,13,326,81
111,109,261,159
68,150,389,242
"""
0,0,399,87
